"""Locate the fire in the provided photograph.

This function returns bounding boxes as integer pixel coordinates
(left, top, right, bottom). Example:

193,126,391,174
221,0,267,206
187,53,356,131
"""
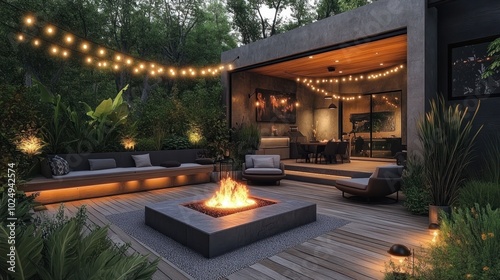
205,177,256,208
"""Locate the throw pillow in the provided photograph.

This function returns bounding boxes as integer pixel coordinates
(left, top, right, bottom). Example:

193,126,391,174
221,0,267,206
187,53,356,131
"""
160,161,181,168
195,158,214,165
131,154,152,167
89,159,117,171
49,155,70,176
253,157,274,168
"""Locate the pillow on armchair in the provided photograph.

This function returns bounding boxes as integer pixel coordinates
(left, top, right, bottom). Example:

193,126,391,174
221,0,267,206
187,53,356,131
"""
253,157,275,168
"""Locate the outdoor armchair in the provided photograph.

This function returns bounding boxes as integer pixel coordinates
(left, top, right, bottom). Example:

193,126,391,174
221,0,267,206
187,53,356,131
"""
334,165,403,202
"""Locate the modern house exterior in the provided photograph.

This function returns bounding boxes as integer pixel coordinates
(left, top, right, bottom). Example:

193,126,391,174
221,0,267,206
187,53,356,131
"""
221,0,500,159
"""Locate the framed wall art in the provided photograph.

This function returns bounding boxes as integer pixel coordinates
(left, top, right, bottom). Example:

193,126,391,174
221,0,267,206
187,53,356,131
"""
449,35,500,99
255,88,296,123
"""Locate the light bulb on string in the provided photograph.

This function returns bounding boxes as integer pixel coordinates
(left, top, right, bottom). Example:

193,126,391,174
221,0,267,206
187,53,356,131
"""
81,43,89,51
65,35,73,44
33,39,40,47
46,26,55,35
25,16,35,26
17,34,24,41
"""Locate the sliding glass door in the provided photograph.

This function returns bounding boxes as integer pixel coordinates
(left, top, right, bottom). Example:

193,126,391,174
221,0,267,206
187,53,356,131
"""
342,91,402,159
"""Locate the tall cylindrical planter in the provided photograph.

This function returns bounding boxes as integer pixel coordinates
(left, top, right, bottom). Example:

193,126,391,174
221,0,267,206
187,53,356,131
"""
428,205,451,225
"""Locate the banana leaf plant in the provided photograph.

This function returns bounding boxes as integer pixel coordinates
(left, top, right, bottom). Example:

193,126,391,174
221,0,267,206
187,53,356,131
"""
81,85,130,151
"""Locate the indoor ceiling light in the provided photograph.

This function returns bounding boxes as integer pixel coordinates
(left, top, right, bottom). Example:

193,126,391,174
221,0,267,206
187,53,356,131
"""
324,95,333,100
328,103,337,109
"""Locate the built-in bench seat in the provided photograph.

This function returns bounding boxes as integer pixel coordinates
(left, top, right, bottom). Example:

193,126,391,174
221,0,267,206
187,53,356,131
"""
21,150,214,204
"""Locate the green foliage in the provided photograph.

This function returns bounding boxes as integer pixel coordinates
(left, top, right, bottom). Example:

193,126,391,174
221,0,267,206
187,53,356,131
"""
230,122,261,169
417,94,482,206
459,180,500,210
0,202,158,280
401,154,430,215
0,85,44,182
385,205,500,279
37,81,74,154
163,136,191,150
136,138,159,152
81,85,131,152
423,205,500,279
481,133,500,184
482,37,500,79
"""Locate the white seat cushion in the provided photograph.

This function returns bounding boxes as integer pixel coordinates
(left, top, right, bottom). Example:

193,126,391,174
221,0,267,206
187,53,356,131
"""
244,168,283,175
335,178,370,190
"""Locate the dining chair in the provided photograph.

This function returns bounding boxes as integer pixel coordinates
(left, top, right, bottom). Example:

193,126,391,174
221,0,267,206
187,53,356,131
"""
319,141,339,164
336,141,349,163
295,142,311,163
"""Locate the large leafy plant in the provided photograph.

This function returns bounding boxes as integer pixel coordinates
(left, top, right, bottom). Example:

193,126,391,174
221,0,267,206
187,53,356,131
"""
0,197,158,280
82,85,130,151
417,95,482,206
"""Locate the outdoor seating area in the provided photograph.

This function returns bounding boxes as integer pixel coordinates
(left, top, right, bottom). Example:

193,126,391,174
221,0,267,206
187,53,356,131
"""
2,0,500,279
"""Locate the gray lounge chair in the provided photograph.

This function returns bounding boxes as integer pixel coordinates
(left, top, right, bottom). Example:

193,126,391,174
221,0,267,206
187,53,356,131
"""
334,165,404,202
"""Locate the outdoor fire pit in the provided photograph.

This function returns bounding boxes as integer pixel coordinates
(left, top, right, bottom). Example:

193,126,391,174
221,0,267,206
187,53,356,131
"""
145,178,317,258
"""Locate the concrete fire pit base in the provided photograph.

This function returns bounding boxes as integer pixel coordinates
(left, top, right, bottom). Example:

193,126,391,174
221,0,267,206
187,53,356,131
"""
145,190,317,258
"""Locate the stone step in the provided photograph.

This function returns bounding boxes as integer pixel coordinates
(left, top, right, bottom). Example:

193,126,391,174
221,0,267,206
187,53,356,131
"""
285,170,350,186
284,164,372,178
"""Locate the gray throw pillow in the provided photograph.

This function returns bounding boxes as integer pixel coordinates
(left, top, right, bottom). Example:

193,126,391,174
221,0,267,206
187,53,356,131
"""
89,159,117,170
131,154,152,167
253,157,274,168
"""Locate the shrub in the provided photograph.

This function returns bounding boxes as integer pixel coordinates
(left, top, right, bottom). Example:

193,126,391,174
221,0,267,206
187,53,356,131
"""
136,138,157,151
459,180,500,210
163,136,191,150
401,154,430,215
0,199,158,279
385,204,500,279
422,204,500,279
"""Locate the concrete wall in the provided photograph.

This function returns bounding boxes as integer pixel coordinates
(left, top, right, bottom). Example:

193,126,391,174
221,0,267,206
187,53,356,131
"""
221,0,437,153
231,72,314,137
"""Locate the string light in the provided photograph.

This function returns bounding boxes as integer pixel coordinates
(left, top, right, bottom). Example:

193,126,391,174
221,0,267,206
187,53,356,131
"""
14,13,234,78
46,26,55,35
25,16,35,26
81,43,89,51
65,35,73,44
297,65,405,102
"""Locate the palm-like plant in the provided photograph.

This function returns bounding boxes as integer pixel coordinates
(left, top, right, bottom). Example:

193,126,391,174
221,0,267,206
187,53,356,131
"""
417,95,482,206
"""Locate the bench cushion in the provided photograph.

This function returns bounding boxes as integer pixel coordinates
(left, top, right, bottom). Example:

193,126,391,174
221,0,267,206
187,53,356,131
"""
244,168,283,175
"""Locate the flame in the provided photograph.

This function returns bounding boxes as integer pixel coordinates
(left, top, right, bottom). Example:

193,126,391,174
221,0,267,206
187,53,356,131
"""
205,177,256,208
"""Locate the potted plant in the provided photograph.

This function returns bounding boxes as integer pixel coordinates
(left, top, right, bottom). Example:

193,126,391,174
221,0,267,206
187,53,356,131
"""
417,95,482,224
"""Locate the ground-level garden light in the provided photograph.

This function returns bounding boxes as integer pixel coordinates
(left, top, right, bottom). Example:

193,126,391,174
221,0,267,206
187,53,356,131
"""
388,243,414,277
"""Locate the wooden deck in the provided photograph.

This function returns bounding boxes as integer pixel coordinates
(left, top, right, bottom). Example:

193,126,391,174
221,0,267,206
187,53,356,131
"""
39,179,430,280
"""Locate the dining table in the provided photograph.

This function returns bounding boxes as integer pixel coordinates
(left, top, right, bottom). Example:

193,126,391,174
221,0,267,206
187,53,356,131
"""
302,142,327,164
